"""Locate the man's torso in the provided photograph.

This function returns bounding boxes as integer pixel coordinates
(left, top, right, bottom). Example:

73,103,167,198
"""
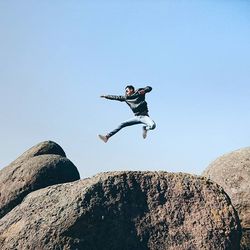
125,89,149,116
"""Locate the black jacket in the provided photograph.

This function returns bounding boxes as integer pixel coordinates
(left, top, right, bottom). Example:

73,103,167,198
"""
105,86,152,116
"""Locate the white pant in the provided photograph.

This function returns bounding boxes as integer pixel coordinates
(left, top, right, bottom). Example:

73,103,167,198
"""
108,115,156,137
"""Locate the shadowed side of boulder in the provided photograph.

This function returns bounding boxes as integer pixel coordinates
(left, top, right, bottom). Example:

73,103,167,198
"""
0,141,80,219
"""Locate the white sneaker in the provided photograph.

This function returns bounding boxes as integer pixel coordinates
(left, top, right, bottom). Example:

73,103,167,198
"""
142,127,147,139
98,134,109,143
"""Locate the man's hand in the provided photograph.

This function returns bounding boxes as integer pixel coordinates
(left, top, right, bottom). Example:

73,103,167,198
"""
138,90,145,95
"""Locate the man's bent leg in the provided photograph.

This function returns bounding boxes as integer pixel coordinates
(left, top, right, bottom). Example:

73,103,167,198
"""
139,116,156,139
140,116,156,131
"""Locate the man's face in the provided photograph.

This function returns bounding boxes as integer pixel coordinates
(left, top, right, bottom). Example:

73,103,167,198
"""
125,88,134,96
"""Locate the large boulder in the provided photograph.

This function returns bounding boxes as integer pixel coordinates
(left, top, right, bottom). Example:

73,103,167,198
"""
0,141,80,219
0,171,241,250
203,147,250,249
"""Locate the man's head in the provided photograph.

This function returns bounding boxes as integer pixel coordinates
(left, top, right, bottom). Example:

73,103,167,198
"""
125,85,135,96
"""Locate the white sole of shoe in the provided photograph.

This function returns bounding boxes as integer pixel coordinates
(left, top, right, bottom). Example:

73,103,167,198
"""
98,134,108,143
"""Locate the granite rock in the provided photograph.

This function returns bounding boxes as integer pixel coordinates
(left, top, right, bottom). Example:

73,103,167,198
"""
203,147,250,249
0,171,241,250
0,141,80,219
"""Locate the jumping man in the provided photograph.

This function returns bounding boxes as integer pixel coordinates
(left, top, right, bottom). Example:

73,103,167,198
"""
98,85,156,143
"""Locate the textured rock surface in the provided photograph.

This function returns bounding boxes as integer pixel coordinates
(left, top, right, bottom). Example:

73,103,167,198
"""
0,171,241,250
203,147,250,249
0,141,80,219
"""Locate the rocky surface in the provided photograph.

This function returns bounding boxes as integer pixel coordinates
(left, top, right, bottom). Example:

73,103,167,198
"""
0,171,241,250
203,147,250,250
0,141,80,219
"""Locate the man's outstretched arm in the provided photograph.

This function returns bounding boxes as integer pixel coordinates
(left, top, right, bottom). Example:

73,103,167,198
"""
100,95,126,101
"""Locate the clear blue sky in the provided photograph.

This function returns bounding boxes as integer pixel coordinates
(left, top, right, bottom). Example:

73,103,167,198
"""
1,1,250,178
